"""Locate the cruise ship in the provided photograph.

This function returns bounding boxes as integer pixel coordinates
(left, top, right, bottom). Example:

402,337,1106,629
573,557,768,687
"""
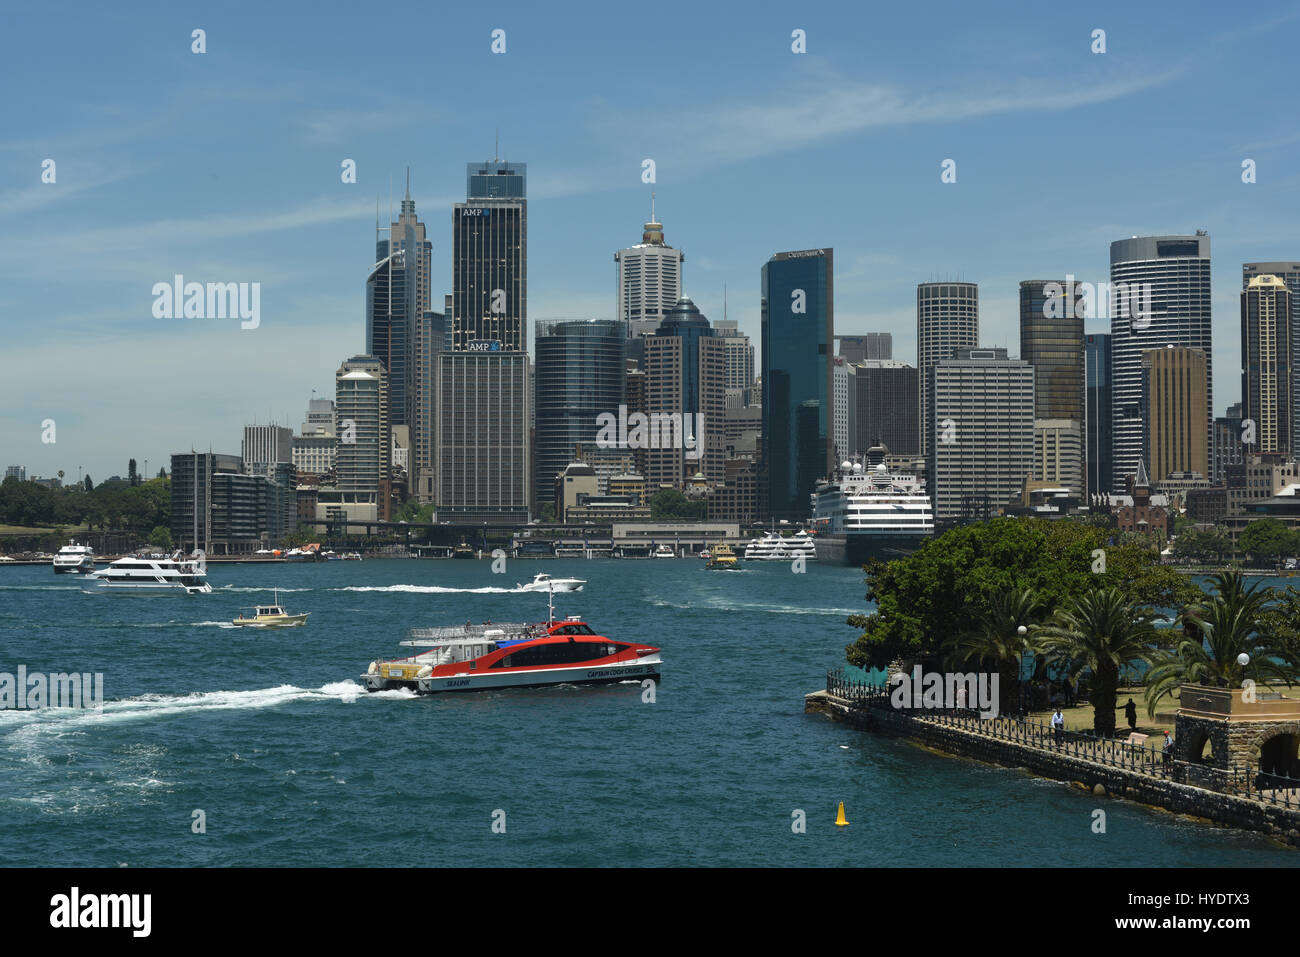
809,452,934,565
52,541,95,574
80,551,212,594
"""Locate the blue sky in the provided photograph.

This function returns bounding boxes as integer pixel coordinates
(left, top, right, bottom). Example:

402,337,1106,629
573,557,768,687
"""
2,1,1298,482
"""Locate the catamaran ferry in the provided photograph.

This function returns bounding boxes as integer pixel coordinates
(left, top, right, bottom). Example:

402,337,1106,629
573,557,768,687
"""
80,550,212,594
52,541,95,574
742,529,817,561
362,615,661,694
809,453,934,565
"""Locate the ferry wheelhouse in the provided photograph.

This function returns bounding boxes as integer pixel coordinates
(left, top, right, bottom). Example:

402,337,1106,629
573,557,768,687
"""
362,617,661,694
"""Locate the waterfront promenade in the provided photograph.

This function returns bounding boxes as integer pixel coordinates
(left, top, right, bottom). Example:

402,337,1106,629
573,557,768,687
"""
809,670,1300,846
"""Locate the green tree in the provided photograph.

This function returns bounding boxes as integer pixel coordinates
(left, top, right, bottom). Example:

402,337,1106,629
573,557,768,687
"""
83,475,92,492
148,525,173,548
1238,519,1292,566
649,488,704,520
128,459,139,487
942,588,1043,716
1146,571,1300,716
846,517,1199,670
1033,588,1161,737
536,503,556,523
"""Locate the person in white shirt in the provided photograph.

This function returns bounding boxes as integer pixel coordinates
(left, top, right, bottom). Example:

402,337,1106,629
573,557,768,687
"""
1051,709,1065,747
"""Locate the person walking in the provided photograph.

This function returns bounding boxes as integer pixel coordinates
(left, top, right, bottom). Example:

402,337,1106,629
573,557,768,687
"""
1051,709,1065,748
1124,698,1138,732
1162,731,1173,767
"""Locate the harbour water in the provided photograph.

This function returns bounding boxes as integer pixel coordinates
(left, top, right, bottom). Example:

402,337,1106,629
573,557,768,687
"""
0,559,1295,866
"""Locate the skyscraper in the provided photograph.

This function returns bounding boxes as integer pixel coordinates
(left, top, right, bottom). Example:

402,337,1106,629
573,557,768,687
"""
1241,271,1297,457
1084,333,1113,495
1140,346,1209,483
437,160,530,521
1019,280,1085,421
644,297,726,487
917,282,978,458
241,424,292,479
1109,233,1212,491
836,333,892,363
713,316,755,390
853,360,919,457
335,355,389,517
761,248,834,521
616,197,684,341
927,347,1035,523
1020,280,1085,494
534,319,627,509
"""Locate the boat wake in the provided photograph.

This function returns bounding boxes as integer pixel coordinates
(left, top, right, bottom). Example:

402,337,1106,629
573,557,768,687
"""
0,681,402,739
218,585,312,593
337,584,516,594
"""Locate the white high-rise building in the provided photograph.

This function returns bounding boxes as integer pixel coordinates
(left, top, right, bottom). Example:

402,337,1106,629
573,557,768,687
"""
616,196,684,339
917,282,979,458
242,424,292,478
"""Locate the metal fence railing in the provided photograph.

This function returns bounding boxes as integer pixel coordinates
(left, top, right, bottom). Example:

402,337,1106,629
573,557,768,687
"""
823,669,1300,811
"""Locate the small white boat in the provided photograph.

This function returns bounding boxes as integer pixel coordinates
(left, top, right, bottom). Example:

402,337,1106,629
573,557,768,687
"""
232,590,308,627
652,544,675,559
516,572,585,593
53,541,96,574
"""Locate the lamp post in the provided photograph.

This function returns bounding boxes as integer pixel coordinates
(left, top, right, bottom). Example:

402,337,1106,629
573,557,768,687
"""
1016,624,1028,718
1238,652,1250,686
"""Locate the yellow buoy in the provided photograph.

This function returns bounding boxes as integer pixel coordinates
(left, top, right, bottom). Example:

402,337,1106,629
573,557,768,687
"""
835,801,849,827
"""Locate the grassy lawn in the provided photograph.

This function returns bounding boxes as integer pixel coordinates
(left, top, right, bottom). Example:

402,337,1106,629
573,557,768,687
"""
0,524,88,536
1029,686,1177,736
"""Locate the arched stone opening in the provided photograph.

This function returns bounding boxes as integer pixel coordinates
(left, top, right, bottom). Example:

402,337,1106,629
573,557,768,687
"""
1259,732,1300,779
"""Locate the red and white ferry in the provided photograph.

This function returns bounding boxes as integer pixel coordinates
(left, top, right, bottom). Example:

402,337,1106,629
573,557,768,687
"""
361,614,662,694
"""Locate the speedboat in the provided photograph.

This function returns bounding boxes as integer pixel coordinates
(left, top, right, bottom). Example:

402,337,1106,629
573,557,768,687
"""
699,549,711,560
232,590,308,627
81,550,211,594
52,541,95,574
453,540,476,559
652,544,675,559
516,572,585,593
362,616,661,694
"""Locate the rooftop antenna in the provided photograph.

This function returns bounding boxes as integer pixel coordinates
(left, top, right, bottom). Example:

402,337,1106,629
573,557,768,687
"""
495,129,499,163
651,190,656,222
724,283,727,323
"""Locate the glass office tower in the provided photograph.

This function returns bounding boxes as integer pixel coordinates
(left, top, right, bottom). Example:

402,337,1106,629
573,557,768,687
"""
761,248,833,522
533,319,627,508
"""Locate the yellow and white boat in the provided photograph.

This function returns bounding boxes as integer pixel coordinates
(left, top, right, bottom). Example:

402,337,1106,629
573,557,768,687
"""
232,590,309,628
706,544,740,570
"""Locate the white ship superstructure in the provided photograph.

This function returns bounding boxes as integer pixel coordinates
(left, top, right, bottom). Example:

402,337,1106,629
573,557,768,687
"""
810,456,934,564
52,541,95,574
742,529,817,561
80,551,212,594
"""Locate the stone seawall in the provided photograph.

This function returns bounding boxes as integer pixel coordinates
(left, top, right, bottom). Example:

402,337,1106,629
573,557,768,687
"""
806,690,1300,848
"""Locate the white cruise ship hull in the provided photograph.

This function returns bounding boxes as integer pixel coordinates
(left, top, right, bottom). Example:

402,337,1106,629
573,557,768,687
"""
79,578,212,594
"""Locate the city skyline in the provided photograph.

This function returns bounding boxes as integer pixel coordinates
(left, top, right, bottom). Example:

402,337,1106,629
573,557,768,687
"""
3,5,1299,480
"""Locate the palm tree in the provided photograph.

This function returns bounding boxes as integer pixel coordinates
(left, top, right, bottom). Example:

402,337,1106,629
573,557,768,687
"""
1146,571,1300,716
1033,588,1161,737
942,588,1042,717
